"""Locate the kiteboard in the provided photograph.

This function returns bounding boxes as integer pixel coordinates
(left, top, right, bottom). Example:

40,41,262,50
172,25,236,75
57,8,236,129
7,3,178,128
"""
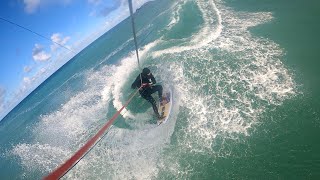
157,89,173,125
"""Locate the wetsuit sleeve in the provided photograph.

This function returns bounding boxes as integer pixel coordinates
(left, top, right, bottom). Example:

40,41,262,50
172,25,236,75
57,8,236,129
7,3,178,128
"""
131,75,140,89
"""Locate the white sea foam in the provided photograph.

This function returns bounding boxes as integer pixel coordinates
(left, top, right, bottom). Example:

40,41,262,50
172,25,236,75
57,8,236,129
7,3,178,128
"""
62,118,177,179
151,0,297,177
155,0,296,151
11,38,168,179
11,66,116,176
166,1,183,30
62,39,175,179
11,0,298,179
153,0,223,56
11,143,71,173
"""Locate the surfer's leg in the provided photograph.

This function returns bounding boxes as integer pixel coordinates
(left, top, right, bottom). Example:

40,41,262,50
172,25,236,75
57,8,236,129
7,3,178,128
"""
143,95,160,118
150,85,163,99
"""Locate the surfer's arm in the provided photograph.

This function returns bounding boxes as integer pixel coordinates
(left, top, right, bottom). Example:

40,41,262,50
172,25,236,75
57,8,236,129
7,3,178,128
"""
150,74,156,84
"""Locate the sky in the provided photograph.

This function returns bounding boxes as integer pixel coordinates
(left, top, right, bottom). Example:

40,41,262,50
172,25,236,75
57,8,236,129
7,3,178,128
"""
0,0,150,120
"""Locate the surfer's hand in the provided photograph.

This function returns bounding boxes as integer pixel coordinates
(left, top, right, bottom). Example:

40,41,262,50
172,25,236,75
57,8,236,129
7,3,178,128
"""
141,83,150,88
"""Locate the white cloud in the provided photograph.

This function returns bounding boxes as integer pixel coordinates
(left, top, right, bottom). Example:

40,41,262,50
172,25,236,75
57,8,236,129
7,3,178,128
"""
20,68,48,95
88,0,102,6
0,87,6,114
50,33,71,52
98,0,130,30
23,0,73,14
89,10,97,17
23,77,32,85
0,87,5,101
88,0,122,17
32,44,51,62
99,0,121,17
0,0,152,121
24,0,41,14
0,65,51,120
24,66,32,73
81,0,152,53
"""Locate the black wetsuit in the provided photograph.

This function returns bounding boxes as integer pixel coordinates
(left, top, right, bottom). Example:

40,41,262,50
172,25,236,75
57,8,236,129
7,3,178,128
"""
131,73,163,117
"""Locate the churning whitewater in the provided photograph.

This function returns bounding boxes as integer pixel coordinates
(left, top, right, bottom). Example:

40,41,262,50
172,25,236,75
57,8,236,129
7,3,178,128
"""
3,0,297,179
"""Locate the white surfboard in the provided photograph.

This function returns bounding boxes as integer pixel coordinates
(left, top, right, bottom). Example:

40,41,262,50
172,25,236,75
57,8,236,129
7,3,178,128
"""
157,88,173,125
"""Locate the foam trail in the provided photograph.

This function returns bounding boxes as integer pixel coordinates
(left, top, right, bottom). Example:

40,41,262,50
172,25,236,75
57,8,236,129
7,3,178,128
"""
152,1,297,177
166,1,183,30
8,0,299,179
153,0,222,56
62,117,178,179
10,38,163,178
10,65,116,178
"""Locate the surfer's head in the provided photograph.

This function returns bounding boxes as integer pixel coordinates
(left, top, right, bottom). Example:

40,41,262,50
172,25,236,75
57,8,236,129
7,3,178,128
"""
142,67,151,75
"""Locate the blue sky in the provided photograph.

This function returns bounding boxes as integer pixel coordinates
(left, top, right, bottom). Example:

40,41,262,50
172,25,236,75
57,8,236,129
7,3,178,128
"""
0,0,149,120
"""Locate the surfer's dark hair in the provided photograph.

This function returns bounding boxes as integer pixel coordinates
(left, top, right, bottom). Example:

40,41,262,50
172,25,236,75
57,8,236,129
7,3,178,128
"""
142,68,151,75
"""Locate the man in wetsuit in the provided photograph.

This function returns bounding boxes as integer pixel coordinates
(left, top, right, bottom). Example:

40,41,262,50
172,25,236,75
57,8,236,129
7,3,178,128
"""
131,67,163,119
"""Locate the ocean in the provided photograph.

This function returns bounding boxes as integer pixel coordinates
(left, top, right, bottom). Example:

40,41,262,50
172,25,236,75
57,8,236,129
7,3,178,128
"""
1,0,320,179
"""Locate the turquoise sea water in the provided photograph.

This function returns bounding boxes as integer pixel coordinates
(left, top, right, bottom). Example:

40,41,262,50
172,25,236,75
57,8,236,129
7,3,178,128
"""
1,0,320,179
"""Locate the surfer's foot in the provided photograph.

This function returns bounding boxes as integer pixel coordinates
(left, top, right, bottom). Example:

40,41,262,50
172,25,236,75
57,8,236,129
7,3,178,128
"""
157,113,164,119
160,97,166,105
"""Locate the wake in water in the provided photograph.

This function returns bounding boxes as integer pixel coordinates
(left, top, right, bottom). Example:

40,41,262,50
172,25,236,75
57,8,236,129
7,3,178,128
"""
10,0,297,179
10,39,176,179
152,0,296,177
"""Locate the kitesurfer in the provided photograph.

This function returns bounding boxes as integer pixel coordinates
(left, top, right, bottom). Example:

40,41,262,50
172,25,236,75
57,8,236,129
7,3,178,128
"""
131,67,164,119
